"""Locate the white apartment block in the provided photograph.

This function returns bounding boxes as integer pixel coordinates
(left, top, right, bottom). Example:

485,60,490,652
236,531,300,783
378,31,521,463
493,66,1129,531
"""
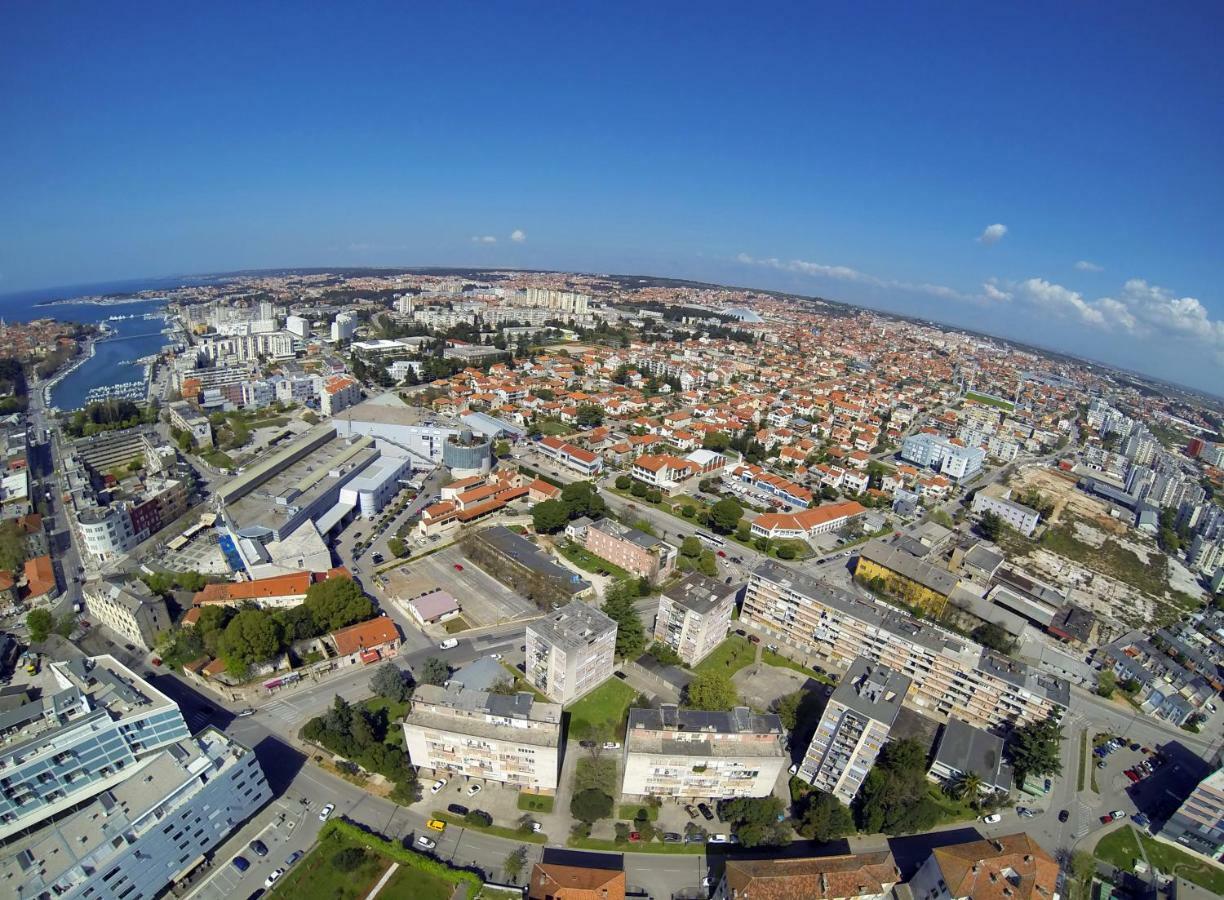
199,330,295,363
971,489,1041,537
743,562,1068,730
403,685,562,792
653,573,737,666
82,578,171,651
621,705,787,800
525,601,617,704
320,374,361,416
167,400,213,448
798,657,908,807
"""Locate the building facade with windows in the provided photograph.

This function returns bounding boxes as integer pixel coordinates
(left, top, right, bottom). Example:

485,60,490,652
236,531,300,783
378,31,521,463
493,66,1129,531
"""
584,519,678,583
652,574,737,666
82,577,171,651
742,562,1068,730
1161,767,1224,861
403,685,562,792
621,705,786,800
525,601,617,704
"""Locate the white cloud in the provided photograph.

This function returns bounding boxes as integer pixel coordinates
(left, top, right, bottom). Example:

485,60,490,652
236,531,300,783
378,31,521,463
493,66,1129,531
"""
978,223,1008,245
471,235,497,244
1075,260,1104,272
737,252,975,303
510,229,527,243
982,279,1012,303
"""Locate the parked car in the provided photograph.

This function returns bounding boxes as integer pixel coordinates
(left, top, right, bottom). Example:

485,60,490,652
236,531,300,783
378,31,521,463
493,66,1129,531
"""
697,803,715,821
1101,814,1114,824
236,708,256,718
1058,809,1070,823
1110,810,1127,820
264,869,284,889
982,814,1002,824
685,833,705,844
466,784,482,797
579,740,596,749
447,804,469,816
663,832,683,843
788,764,798,776
318,803,335,822
1133,813,1151,829
416,836,437,850
285,851,303,867
232,856,251,873
628,832,641,842
709,833,728,843
453,563,464,571
430,779,447,794
1017,807,1035,818
438,639,459,650
371,552,384,564
602,742,621,750
747,636,761,645
1097,761,1107,769
426,819,447,832
249,840,268,857
684,805,699,820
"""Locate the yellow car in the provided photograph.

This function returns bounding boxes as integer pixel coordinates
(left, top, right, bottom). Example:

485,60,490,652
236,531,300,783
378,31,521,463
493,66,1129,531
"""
426,819,447,832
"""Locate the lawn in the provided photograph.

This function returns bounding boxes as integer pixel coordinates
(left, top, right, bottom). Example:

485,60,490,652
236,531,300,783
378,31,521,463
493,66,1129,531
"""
361,695,409,723
1096,826,1224,894
555,540,632,580
575,757,619,796
619,803,658,821
964,391,1016,412
925,783,979,826
536,418,573,436
380,865,454,900
565,678,638,737
433,810,548,844
517,793,555,813
762,648,836,685
199,448,235,469
694,634,755,676
499,661,550,701
268,830,392,900
443,615,470,634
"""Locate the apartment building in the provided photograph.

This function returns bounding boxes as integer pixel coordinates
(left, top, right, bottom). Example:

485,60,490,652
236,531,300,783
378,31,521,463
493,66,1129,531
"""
321,374,362,416
1161,767,1224,861
0,656,191,838
82,577,171,650
525,601,618,704
854,539,961,617
971,488,1041,537
402,685,563,791
798,658,908,806
652,573,737,666
584,518,678,583
190,568,349,609
0,727,270,900
743,562,1068,729
167,400,213,448
622,705,787,800
537,436,603,477
713,851,900,900
901,432,984,481
907,833,1058,900
750,500,865,541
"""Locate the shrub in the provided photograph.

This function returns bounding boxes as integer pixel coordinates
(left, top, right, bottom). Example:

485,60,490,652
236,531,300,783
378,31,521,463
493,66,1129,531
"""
464,809,493,827
332,847,367,871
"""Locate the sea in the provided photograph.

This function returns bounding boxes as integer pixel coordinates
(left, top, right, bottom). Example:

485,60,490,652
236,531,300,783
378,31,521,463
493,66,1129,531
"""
0,276,208,411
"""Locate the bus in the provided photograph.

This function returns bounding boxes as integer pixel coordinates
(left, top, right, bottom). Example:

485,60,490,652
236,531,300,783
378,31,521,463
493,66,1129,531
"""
694,529,726,548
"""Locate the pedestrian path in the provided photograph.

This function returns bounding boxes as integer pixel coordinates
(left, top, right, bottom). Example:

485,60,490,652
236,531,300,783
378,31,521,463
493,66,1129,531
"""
363,862,399,900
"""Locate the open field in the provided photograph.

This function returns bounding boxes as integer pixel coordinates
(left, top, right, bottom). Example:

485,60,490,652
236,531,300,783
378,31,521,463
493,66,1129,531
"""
694,634,755,676
566,678,639,737
1095,826,1224,894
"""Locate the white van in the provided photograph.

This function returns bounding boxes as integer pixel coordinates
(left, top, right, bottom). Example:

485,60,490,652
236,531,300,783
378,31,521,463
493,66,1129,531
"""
438,638,459,650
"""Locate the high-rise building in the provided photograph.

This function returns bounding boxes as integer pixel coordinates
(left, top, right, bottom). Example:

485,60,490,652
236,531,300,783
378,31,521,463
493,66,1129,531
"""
403,685,562,791
0,726,271,900
798,657,908,806
330,312,355,342
525,601,617,704
285,314,310,338
652,573,737,666
1161,767,1224,861
0,656,191,839
621,705,787,800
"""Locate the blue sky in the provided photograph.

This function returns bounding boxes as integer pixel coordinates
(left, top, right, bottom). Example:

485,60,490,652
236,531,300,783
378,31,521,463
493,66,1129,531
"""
2,3,1222,391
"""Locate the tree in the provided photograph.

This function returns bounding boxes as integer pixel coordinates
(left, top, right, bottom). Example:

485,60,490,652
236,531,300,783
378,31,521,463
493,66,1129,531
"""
854,738,941,835
719,796,790,847
775,543,796,560
26,608,54,642
685,670,739,710
303,577,373,632
570,787,613,823
735,521,751,542
369,663,413,703
978,511,1003,541
465,809,493,827
0,520,29,573
387,536,407,558
420,657,450,686
1008,716,1063,784
630,480,648,498
220,610,283,666
1096,669,1116,698
531,499,569,534
503,846,528,882
697,550,719,577
796,791,855,842
680,536,702,558
615,474,631,490
709,498,743,534
971,622,1014,655
702,431,731,451
948,771,984,801
648,642,683,666
332,847,366,871
576,404,604,428
1068,851,1096,900
603,587,646,659
560,481,606,519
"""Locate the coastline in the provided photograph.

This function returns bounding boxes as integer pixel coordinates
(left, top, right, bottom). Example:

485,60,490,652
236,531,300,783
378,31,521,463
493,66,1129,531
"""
34,294,169,309
41,328,110,410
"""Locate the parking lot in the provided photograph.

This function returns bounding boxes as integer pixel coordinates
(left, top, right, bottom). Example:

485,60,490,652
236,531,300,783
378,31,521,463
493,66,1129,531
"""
384,544,538,628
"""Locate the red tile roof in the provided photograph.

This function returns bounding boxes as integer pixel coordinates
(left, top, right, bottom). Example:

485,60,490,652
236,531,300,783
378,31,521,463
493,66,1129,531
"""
331,617,400,656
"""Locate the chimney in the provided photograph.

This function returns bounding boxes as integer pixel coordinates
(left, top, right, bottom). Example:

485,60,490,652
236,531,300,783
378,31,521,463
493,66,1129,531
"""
990,839,1004,852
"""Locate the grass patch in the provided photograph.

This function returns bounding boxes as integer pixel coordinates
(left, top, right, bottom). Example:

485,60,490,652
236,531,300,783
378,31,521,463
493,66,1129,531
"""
199,448,235,469
1097,827,1224,893
268,830,392,900
762,648,836,685
965,390,1016,412
536,418,573,436
575,756,619,796
498,661,550,702
517,793,555,813
568,836,706,854
380,866,454,900
565,678,638,737
432,810,547,844
1078,730,1088,792
361,695,409,724
443,615,470,634
619,803,658,821
926,783,980,825
555,540,632,580
694,634,755,676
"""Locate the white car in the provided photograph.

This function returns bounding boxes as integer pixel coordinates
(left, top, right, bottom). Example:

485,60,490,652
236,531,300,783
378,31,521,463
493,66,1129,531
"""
490,653,502,660
318,803,335,822
788,764,799,775
264,868,285,889
982,813,1002,824
416,836,437,850
1111,810,1128,820
438,638,459,650
430,779,447,795
466,784,482,797
709,833,728,843
602,742,621,750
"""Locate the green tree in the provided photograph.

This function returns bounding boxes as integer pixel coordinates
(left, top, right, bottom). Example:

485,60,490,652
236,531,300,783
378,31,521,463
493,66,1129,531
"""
303,577,373,632
503,846,528,882
855,738,941,835
615,474,631,490
971,622,1014,655
602,586,646,659
796,791,855,842
570,788,613,823
420,656,450,686
575,404,604,428
685,670,739,710
702,431,731,451
1007,716,1063,784
1096,669,1116,698
948,771,984,801
648,642,683,666
697,550,718,577
709,498,743,534
331,847,366,871
0,520,29,573
680,536,702,558
26,608,54,642
978,511,1003,541
531,499,569,534
775,543,796,560
630,480,648,498
561,481,606,519
220,610,283,666
369,662,413,703
735,521,751,542
719,796,790,847
387,536,407,558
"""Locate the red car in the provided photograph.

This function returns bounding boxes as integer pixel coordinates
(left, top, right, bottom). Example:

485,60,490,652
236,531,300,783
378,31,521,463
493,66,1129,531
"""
1100,814,1114,824
628,832,641,842
453,563,464,571
1125,770,1140,782
716,550,727,558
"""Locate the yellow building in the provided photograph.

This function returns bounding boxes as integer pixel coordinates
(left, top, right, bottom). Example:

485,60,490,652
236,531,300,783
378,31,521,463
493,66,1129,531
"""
854,540,959,617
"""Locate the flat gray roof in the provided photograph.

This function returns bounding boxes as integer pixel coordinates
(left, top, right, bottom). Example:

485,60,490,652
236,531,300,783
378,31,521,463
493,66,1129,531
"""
931,716,1013,792
528,600,616,651
830,657,909,725
859,540,960,596
661,573,739,615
